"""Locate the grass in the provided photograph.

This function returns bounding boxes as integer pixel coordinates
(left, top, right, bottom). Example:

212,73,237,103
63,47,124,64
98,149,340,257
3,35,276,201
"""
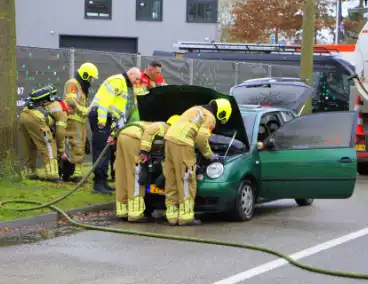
0,164,114,222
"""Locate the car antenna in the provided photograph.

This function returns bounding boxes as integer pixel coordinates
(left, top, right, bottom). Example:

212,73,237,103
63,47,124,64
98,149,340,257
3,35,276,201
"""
224,130,237,158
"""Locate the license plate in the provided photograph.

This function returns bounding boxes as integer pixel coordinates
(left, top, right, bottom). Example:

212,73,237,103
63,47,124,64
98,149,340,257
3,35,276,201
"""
149,184,165,195
355,144,366,151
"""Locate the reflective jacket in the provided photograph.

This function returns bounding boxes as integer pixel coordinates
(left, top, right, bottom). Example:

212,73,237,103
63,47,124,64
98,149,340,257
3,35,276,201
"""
140,122,169,153
134,72,167,96
119,121,152,140
22,101,68,154
90,73,135,132
63,78,88,124
164,106,216,159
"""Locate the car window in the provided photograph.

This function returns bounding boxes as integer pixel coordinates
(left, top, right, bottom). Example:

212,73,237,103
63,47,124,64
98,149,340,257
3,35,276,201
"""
280,111,295,122
268,112,356,150
258,113,282,142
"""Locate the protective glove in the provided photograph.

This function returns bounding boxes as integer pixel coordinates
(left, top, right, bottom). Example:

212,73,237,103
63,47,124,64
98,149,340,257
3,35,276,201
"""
59,152,67,160
85,138,91,155
139,150,150,163
107,136,115,145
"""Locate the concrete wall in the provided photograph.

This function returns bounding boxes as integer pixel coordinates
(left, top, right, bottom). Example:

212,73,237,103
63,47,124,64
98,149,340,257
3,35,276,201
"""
15,0,220,55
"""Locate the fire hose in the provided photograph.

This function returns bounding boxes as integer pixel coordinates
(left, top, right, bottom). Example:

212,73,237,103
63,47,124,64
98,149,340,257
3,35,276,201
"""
1,122,368,280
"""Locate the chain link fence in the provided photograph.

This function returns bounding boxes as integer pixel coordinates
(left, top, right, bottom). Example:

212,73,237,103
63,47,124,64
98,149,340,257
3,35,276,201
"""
15,46,303,167
16,46,302,116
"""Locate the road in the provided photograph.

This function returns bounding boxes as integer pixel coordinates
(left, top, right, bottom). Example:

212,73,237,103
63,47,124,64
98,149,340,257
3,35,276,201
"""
1,177,368,284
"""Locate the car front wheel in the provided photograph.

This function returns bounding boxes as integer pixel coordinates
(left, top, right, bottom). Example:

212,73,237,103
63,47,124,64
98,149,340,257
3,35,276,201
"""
228,179,256,222
295,198,314,206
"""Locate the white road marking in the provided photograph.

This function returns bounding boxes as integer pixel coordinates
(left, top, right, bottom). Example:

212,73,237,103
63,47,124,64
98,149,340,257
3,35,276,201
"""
213,227,368,284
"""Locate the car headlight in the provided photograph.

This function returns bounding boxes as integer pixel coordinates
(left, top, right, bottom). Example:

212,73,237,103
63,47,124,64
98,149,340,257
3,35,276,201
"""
206,162,224,179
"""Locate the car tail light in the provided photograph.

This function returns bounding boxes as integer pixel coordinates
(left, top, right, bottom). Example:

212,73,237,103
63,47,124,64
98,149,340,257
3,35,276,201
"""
355,96,366,152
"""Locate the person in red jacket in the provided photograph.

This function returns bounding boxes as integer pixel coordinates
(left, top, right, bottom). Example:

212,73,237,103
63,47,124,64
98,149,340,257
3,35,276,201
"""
135,60,167,96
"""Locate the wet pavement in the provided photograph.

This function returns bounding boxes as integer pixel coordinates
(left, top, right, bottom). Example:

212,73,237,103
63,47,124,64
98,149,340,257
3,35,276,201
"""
1,177,368,284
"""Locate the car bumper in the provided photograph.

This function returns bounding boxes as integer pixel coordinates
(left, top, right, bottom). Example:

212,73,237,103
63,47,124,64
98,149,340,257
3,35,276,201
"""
357,152,368,163
145,181,240,213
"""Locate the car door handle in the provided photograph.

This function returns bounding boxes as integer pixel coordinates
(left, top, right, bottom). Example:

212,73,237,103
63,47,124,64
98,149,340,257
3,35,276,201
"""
339,157,352,163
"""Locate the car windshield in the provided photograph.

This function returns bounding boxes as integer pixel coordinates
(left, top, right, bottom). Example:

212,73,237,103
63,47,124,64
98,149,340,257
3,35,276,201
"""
231,84,308,108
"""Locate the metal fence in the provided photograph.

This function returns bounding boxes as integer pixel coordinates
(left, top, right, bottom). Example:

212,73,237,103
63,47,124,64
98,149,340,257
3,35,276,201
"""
15,46,302,167
16,45,301,114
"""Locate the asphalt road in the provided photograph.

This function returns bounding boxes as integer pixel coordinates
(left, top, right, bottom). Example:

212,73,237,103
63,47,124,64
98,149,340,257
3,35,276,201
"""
2,177,368,284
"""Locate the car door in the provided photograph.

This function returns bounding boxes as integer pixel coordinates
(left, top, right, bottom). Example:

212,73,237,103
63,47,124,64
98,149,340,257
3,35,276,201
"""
258,111,358,199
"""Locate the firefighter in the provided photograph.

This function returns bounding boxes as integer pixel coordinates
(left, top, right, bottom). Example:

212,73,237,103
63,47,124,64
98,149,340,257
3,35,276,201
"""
163,99,232,226
138,60,167,93
63,62,99,182
88,67,142,195
115,115,180,222
19,85,76,182
131,60,168,121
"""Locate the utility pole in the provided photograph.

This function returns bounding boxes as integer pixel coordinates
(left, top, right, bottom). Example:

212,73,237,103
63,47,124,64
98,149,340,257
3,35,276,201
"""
299,0,316,115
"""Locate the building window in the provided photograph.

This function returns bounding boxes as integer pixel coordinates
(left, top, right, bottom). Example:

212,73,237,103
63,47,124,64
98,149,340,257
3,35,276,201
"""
187,0,218,23
136,0,163,21
85,0,112,19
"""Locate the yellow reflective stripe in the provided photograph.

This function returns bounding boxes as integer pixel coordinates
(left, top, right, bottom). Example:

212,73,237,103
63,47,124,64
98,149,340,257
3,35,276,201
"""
110,105,123,116
99,113,108,119
49,107,62,113
104,82,117,95
56,121,66,127
98,106,109,112
198,128,211,136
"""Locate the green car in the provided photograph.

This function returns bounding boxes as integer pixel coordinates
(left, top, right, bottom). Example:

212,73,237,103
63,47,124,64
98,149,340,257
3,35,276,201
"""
137,85,358,221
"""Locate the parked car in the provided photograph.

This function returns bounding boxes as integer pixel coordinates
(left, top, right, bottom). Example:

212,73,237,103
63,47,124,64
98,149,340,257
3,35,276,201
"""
137,85,358,221
229,77,317,115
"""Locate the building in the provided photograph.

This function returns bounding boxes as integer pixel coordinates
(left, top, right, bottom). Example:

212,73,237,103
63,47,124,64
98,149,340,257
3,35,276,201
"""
15,0,222,55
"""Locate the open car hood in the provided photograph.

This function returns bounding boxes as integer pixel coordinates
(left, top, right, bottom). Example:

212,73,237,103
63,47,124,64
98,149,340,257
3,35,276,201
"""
136,85,249,148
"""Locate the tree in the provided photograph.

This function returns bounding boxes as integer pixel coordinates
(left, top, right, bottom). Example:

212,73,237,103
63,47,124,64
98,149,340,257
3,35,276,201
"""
230,0,304,43
0,0,21,180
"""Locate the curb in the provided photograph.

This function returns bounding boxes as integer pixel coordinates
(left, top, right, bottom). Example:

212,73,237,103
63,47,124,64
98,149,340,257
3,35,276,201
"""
0,202,115,230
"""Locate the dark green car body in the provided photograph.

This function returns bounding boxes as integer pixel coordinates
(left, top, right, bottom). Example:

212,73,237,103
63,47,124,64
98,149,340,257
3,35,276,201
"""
137,85,358,221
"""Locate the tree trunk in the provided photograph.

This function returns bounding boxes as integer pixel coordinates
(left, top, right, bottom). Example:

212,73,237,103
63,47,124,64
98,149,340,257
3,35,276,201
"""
275,28,279,44
299,0,316,115
0,0,21,180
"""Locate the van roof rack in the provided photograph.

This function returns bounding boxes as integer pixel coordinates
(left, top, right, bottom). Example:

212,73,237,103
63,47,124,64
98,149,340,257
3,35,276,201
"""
174,41,337,55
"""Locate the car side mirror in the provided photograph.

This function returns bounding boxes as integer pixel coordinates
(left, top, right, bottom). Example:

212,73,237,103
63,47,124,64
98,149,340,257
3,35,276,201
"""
264,138,276,150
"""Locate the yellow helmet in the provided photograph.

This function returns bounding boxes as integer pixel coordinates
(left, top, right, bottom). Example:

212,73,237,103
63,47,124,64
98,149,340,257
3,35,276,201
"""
210,98,232,124
77,62,99,80
166,114,180,125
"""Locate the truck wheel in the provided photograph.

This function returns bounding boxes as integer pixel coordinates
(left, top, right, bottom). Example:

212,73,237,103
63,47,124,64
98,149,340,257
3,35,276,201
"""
357,163,368,175
295,198,314,206
228,179,256,222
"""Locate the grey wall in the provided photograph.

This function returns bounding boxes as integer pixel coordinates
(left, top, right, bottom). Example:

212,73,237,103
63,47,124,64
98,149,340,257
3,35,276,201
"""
15,0,220,55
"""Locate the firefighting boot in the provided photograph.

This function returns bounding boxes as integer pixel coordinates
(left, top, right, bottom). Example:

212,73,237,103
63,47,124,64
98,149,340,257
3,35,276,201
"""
44,159,61,183
70,164,83,183
24,167,39,180
92,180,112,195
178,199,202,226
165,204,179,225
128,196,146,222
103,180,115,191
116,200,128,218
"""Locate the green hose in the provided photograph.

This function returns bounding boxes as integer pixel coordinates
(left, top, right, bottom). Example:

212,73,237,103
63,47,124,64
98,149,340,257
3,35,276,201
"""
1,123,368,280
